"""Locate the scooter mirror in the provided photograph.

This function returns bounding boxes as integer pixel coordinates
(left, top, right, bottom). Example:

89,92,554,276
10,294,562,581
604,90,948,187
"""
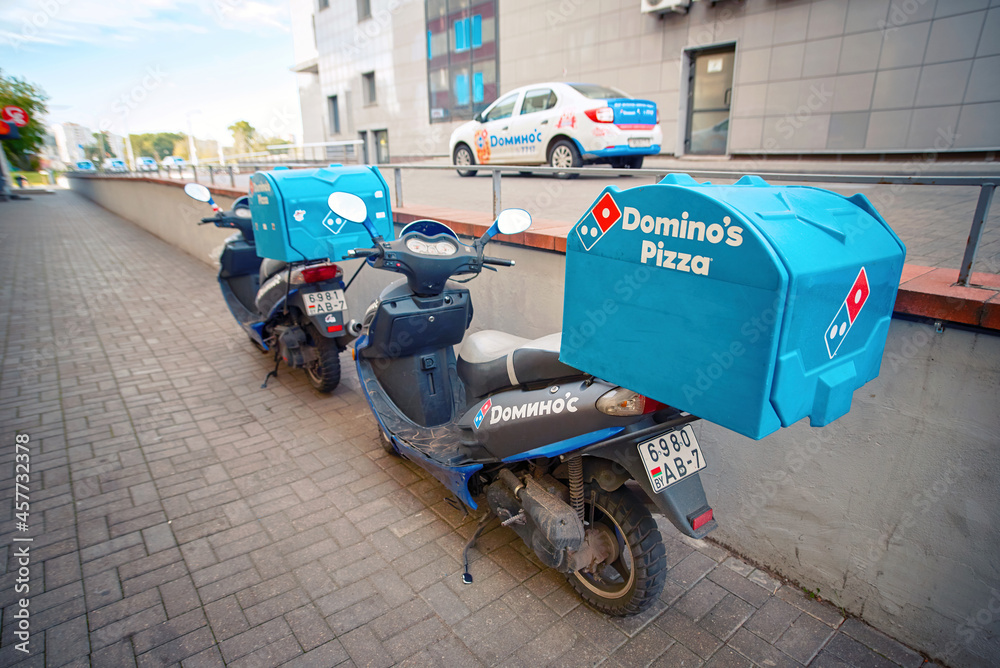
327,192,367,223
495,208,532,235
184,183,212,203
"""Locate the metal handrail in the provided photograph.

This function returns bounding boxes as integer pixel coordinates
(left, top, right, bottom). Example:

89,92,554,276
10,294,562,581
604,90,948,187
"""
382,164,997,286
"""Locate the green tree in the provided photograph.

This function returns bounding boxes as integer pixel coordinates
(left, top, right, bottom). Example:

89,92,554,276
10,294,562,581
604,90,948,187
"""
83,132,114,162
228,120,256,155
0,70,49,167
130,132,184,160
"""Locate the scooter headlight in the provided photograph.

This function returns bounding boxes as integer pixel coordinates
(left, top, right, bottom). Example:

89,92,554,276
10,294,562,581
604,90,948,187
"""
596,388,666,416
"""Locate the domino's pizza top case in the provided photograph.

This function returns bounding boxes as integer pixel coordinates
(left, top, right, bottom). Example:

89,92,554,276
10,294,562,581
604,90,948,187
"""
248,164,395,263
560,174,906,440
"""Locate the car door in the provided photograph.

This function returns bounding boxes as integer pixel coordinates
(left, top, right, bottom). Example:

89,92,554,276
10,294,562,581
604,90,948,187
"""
478,91,522,164
506,87,559,164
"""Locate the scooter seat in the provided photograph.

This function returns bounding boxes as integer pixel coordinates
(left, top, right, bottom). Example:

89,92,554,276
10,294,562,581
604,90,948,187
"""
259,258,288,283
457,331,582,398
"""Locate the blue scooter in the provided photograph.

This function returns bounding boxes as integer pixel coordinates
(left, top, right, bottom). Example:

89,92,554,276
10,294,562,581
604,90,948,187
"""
333,192,716,616
184,183,353,392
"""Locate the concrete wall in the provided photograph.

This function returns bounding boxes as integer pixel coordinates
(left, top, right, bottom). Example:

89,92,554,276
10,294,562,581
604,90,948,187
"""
69,177,240,267
70,177,1000,667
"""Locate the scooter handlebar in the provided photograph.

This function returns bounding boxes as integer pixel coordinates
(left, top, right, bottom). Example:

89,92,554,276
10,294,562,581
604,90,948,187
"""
345,248,380,259
199,216,217,224
483,256,515,267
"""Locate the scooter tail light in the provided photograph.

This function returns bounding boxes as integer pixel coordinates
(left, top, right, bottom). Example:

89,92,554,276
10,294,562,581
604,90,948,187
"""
584,107,615,123
691,508,714,532
291,262,342,285
596,388,667,416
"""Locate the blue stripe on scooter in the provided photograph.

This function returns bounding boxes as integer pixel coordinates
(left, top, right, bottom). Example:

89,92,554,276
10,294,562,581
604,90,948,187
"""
501,427,625,463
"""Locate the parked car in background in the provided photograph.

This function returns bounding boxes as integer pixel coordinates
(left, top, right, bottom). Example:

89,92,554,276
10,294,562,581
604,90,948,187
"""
161,156,186,167
450,82,662,177
136,157,158,171
74,160,96,171
102,159,127,172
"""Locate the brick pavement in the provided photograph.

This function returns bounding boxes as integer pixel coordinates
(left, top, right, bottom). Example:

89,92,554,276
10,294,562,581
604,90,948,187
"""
0,192,940,667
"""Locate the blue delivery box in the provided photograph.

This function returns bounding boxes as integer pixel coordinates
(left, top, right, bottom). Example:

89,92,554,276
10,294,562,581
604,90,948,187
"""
560,174,906,440
249,164,394,263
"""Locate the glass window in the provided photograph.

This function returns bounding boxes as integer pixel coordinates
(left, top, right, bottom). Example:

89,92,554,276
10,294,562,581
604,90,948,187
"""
362,71,376,105
425,0,498,123
454,18,468,52
455,73,470,106
471,15,482,48
520,89,556,115
357,0,371,20
484,93,518,122
567,83,629,100
328,95,340,134
318,0,329,10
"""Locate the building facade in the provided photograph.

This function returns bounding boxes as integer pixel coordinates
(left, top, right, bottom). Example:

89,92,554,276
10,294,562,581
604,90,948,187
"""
291,0,1000,161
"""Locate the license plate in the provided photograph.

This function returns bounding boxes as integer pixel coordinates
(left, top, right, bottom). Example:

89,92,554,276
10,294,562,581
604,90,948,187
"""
303,289,346,315
628,138,651,148
637,425,705,493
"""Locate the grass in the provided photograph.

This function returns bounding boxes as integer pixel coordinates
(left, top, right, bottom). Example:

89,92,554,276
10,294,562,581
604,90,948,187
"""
11,171,53,186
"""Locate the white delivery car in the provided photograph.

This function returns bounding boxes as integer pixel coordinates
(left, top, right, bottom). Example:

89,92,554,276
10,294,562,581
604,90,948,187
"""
449,82,662,177
136,157,158,171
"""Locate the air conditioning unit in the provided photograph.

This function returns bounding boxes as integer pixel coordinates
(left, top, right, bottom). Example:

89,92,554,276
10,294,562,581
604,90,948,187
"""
640,0,691,14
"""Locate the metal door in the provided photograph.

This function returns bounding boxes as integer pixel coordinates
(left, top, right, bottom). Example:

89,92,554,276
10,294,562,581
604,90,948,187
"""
685,46,735,155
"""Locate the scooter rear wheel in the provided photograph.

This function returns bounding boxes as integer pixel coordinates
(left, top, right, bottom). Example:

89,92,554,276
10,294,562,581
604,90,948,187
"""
305,326,342,393
568,483,666,616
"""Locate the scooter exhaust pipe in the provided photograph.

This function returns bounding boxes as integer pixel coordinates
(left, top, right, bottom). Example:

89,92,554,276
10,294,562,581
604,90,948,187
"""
499,470,584,550
346,319,363,337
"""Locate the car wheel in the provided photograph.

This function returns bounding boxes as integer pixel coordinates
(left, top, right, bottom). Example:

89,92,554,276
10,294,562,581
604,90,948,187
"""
548,139,581,179
625,156,644,169
453,145,477,177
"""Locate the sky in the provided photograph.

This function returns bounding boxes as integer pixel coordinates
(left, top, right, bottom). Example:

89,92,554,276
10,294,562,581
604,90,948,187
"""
0,0,304,148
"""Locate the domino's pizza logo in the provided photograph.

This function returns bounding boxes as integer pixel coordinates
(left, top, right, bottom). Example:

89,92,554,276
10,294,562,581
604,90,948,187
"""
474,398,492,429
825,267,870,358
576,192,621,251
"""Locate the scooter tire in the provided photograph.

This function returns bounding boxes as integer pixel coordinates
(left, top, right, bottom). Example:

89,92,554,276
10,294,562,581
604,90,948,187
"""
568,483,666,616
380,431,400,457
305,327,342,393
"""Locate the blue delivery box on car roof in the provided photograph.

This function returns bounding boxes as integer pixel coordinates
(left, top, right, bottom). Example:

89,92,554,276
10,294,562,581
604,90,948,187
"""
560,174,906,440
249,164,394,263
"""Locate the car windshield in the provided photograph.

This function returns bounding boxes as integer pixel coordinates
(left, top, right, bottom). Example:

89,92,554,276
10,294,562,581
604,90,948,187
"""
568,83,629,100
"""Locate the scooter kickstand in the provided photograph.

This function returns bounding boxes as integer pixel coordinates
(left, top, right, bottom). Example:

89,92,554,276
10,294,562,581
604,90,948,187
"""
261,351,280,389
461,512,494,585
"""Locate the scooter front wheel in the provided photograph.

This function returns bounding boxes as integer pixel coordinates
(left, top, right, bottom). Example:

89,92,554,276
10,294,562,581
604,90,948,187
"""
568,483,666,616
305,326,342,393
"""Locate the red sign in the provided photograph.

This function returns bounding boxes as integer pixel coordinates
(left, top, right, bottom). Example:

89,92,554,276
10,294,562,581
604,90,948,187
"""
845,267,870,323
2,106,30,127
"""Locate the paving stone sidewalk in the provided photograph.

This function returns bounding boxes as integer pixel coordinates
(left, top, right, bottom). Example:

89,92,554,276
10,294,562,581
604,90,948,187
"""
0,192,939,667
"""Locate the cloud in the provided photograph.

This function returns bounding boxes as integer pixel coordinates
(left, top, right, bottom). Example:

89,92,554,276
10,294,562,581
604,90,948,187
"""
0,0,288,51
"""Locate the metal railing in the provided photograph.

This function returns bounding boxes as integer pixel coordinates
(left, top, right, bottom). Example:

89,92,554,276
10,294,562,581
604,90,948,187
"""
71,161,997,286
383,164,997,287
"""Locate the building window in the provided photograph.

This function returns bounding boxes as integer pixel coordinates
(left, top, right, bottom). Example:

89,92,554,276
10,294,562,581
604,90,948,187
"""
328,95,340,134
426,0,499,123
357,0,371,20
318,0,328,10
362,71,376,106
